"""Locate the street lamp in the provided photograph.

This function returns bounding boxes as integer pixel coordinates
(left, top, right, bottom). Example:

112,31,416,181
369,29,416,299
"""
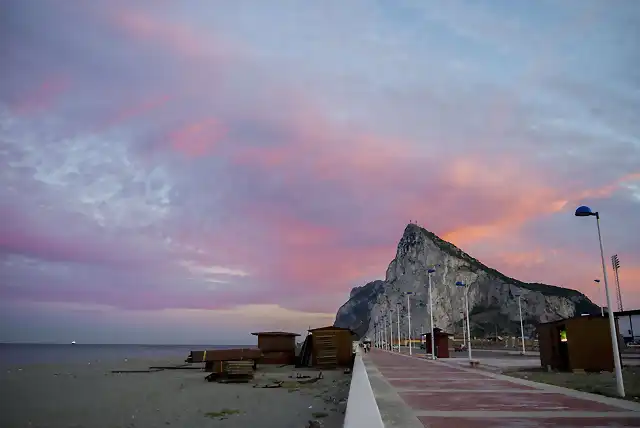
456,281,473,361
513,290,526,355
396,304,401,353
461,311,466,347
575,205,624,397
385,315,390,350
407,292,414,355
388,308,394,351
427,268,436,360
594,279,604,316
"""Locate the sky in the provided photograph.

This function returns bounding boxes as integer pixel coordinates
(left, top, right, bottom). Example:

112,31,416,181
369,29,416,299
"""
1,0,639,344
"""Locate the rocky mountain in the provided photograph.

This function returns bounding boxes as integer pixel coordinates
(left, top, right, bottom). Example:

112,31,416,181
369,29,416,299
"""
334,224,599,339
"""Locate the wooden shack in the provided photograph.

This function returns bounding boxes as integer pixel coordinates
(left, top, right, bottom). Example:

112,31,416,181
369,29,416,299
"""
309,326,355,368
186,348,263,372
421,328,451,358
251,331,300,365
537,314,620,372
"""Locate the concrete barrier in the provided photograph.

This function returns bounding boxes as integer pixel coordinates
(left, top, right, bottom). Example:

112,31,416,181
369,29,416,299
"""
343,350,384,428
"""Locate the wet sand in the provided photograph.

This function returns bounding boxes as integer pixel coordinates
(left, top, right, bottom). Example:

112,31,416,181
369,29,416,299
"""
0,358,350,428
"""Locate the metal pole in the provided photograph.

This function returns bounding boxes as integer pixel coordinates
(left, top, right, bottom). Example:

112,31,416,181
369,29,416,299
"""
518,295,526,355
596,214,625,397
465,288,472,361
428,272,435,360
461,311,466,347
386,316,390,350
407,293,412,355
375,320,379,348
600,282,605,317
389,310,393,351
397,305,401,353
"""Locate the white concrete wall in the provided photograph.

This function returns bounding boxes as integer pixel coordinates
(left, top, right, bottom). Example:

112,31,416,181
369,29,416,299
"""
343,350,384,428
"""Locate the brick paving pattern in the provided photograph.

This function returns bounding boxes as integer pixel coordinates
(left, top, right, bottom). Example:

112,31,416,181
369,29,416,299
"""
367,349,640,427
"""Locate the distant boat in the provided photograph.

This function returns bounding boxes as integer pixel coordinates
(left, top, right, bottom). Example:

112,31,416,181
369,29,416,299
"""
71,341,76,345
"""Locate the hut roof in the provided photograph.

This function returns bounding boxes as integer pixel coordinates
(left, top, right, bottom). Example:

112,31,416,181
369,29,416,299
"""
536,313,610,327
308,326,355,334
251,331,300,337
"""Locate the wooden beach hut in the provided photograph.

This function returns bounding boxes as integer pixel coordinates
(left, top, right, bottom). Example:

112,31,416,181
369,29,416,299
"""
251,331,300,365
308,326,355,368
537,314,620,372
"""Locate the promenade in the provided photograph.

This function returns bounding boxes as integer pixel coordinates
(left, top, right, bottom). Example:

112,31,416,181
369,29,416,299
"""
364,348,640,427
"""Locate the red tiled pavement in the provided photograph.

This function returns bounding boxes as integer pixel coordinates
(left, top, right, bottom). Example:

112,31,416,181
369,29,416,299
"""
417,416,640,428
367,348,640,427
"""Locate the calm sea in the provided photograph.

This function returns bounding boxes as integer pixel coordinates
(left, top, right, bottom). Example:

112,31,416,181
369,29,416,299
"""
0,344,252,368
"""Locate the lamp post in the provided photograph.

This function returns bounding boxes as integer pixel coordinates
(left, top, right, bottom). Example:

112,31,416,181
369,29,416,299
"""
461,311,466,347
385,315,390,350
575,205,624,397
594,279,604,316
407,292,413,355
427,268,436,360
396,304,401,352
456,281,473,361
389,309,394,351
513,291,526,355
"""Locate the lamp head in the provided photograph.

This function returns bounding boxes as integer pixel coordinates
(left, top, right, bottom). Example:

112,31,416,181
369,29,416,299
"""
455,281,465,287
594,279,600,283
575,205,595,217
427,268,436,273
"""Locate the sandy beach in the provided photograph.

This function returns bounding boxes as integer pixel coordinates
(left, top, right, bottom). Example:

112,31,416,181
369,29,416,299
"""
0,357,351,428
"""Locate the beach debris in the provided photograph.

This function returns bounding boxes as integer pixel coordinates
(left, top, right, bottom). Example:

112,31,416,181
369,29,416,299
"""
298,377,320,385
111,369,164,373
311,412,329,418
204,409,241,420
253,380,284,388
292,373,312,379
148,364,199,370
307,418,324,427
343,368,351,374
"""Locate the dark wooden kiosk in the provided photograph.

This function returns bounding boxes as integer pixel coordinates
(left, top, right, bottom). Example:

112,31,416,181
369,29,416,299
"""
421,328,451,358
251,331,300,365
537,314,620,372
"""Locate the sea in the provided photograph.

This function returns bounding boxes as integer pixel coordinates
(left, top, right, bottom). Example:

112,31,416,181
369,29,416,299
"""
0,343,251,368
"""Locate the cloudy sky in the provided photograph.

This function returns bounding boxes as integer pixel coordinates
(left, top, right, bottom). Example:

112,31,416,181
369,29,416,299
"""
1,0,639,344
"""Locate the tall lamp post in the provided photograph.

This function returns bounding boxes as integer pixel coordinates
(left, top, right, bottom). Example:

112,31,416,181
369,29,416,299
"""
456,281,473,361
513,291,526,355
461,311,466,347
594,279,604,316
396,304,401,352
575,205,624,397
427,268,436,360
385,315,390,350
407,292,413,355
389,309,394,351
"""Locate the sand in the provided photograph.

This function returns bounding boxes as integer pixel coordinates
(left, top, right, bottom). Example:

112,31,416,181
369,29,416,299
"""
0,358,351,428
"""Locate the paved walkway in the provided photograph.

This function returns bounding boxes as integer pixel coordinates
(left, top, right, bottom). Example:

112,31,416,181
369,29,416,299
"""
365,348,640,427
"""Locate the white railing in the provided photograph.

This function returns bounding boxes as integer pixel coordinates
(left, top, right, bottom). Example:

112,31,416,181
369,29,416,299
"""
343,350,384,428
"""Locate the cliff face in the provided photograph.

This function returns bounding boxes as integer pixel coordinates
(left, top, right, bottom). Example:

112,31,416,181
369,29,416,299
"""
334,224,599,339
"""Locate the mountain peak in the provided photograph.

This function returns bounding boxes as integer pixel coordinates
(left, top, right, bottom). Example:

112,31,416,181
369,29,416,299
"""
334,223,599,338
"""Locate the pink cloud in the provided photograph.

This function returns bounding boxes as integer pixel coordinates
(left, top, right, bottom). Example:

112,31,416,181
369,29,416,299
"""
169,118,227,157
9,75,69,116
